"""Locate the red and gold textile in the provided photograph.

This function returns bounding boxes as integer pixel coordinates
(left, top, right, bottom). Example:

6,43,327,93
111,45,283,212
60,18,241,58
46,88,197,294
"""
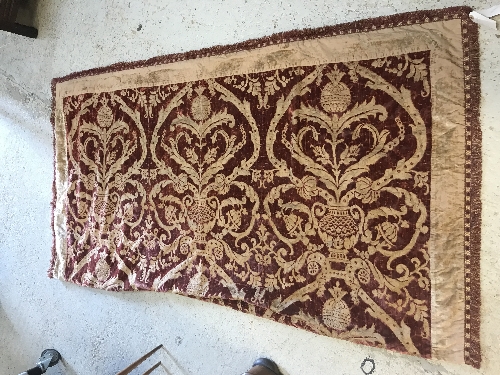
50,7,481,367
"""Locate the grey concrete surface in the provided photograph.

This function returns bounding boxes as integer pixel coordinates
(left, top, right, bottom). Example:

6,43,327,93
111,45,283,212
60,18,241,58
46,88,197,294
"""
0,1,499,375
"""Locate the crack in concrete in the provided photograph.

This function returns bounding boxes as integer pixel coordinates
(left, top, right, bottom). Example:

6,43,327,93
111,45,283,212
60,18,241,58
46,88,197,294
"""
0,68,50,113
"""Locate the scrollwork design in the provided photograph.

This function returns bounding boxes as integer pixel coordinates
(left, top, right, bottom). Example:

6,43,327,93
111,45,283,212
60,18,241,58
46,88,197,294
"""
264,57,431,354
61,52,432,356
64,91,148,287
147,80,261,299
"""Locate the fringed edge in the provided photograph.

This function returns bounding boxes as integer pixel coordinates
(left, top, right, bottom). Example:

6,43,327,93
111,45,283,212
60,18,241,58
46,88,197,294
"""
48,78,57,279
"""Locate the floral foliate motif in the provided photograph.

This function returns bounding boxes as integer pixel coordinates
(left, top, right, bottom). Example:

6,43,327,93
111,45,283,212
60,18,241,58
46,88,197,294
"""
61,51,432,357
264,54,431,355
320,67,352,113
96,105,114,128
191,87,212,121
322,282,351,331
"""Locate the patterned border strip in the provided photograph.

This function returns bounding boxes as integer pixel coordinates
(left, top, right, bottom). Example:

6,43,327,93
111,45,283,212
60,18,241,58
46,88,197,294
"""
49,6,481,367
461,14,482,369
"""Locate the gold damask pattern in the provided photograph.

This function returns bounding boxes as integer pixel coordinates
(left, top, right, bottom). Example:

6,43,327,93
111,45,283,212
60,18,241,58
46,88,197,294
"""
58,53,433,356
51,8,484,367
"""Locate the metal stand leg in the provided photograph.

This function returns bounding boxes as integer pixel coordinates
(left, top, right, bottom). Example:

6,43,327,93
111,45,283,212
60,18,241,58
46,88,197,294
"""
18,349,61,375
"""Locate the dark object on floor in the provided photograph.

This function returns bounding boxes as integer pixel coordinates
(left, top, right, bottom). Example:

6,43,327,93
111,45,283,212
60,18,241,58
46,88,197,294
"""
0,0,38,38
244,358,283,375
18,349,61,375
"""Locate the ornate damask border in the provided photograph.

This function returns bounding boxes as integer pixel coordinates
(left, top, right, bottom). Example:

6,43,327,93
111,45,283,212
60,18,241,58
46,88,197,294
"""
49,6,481,367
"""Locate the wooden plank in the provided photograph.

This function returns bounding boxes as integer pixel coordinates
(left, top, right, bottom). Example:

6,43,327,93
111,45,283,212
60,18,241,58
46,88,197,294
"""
115,345,163,375
141,362,162,375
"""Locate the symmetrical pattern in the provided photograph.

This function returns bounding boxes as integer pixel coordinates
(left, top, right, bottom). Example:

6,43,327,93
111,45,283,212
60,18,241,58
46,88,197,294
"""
51,7,481,368
59,54,431,355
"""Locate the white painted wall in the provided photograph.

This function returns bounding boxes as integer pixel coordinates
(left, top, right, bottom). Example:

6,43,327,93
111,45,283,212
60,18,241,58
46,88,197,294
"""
0,1,499,374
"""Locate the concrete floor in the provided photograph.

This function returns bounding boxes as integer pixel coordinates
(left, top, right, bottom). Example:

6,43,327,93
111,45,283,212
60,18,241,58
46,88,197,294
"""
0,1,499,374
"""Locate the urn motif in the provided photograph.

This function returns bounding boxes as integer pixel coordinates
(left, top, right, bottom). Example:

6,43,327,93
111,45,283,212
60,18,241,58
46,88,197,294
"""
186,197,218,241
313,204,363,262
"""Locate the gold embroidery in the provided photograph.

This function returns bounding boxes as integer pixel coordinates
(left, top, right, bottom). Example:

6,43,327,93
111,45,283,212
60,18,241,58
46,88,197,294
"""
322,282,351,331
261,60,429,354
62,55,431,354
